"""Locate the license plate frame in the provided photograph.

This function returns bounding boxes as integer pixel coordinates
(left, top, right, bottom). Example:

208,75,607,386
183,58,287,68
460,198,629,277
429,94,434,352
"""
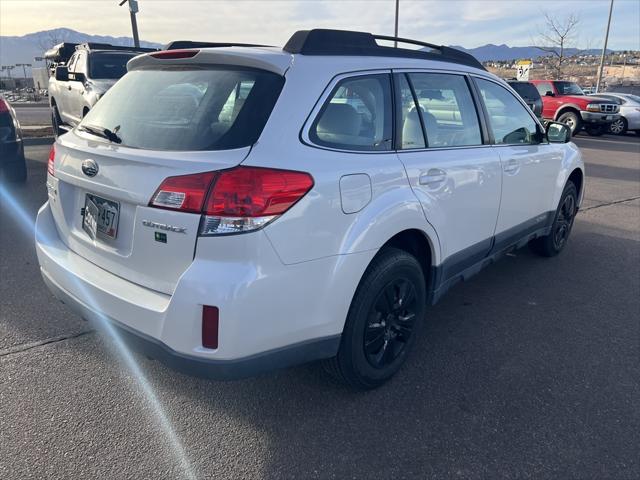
83,193,120,240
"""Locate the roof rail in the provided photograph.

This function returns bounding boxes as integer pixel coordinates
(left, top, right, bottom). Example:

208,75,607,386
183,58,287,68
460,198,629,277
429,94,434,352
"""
76,42,158,53
283,29,485,71
164,40,272,50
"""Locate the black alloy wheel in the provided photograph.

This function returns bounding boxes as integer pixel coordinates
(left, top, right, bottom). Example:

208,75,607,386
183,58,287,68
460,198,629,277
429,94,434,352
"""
364,278,418,368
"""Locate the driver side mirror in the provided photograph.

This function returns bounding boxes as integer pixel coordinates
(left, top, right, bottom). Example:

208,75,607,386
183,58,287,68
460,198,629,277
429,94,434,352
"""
546,122,571,143
54,66,69,82
70,72,86,83
545,91,555,97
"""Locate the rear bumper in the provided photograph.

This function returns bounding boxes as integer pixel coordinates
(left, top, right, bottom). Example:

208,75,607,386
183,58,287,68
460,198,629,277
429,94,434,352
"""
41,270,339,379
35,201,367,378
580,111,620,124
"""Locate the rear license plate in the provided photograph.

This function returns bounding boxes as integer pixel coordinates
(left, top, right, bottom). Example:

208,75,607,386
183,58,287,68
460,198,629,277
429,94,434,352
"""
83,194,119,239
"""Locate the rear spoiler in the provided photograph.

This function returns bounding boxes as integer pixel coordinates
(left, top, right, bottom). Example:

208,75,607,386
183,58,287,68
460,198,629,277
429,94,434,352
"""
164,40,272,50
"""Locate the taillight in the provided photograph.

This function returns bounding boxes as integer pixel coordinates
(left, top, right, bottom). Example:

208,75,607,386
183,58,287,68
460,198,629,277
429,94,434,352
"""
150,49,199,60
201,167,314,235
149,167,314,235
47,144,56,176
149,171,216,213
0,98,9,113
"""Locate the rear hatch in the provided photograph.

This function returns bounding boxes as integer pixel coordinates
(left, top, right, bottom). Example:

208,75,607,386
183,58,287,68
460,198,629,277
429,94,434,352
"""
48,58,285,294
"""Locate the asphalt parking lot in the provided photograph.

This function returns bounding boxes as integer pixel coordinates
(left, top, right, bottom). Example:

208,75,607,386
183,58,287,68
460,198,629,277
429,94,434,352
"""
1,135,639,479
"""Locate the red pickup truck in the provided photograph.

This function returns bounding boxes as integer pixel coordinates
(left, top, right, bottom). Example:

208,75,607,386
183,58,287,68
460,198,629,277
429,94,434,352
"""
530,80,620,136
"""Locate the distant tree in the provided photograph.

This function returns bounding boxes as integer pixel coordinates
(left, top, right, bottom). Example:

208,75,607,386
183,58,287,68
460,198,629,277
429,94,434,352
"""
535,12,581,79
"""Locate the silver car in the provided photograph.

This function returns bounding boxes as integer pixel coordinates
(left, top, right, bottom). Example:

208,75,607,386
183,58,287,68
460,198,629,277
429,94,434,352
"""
593,93,640,135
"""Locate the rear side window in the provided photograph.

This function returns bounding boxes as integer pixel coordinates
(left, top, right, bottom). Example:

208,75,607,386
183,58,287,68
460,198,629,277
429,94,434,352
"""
89,52,137,79
404,73,482,148
535,82,554,97
79,67,285,151
310,74,393,151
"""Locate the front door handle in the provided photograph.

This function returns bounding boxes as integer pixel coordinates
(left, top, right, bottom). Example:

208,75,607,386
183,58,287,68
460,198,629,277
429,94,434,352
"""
419,168,447,187
503,159,520,174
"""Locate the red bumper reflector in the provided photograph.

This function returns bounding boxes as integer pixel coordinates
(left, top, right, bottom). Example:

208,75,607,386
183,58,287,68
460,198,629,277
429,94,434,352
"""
202,305,219,349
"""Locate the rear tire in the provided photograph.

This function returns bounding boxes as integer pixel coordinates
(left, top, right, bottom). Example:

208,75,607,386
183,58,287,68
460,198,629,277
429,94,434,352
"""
530,181,578,257
609,118,627,135
557,111,582,136
325,247,426,390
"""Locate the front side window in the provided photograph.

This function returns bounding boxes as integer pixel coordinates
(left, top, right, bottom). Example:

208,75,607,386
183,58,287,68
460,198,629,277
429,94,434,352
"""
476,78,540,145
80,67,284,151
310,74,393,151
554,81,584,95
406,73,482,148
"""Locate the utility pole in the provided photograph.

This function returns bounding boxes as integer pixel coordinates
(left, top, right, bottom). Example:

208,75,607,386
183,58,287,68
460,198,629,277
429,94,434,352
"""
119,0,140,48
16,63,32,79
394,0,400,47
595,0,614,93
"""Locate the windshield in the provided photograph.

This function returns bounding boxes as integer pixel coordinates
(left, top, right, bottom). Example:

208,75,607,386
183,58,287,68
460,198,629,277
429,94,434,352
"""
89,52,138,79
79,67,284,151
555,81,584,95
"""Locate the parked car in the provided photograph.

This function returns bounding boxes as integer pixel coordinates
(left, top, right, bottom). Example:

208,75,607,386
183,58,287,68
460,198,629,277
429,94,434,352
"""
35,29,584,389
507,80,543,119
0,96,27,183
531,80,620,136
46,42,156,136
590,92,640,135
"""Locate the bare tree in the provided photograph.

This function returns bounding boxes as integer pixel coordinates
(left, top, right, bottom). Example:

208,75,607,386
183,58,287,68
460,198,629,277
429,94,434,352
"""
536,13,581,79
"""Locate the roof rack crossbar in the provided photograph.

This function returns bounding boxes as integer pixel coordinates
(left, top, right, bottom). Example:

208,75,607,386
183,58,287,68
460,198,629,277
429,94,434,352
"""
283,29,485,71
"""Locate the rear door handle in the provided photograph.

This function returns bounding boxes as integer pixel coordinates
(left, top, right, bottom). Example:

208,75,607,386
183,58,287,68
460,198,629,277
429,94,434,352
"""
419,168,447,187
503,159,520,174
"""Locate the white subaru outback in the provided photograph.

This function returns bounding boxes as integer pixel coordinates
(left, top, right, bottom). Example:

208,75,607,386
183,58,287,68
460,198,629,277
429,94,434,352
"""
35,30,584,389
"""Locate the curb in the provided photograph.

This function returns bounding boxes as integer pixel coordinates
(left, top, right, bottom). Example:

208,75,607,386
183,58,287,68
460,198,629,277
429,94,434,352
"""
24,137,55,146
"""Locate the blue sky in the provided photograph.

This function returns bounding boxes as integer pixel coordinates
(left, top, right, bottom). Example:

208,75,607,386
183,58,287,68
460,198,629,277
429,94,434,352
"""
1,0,639,50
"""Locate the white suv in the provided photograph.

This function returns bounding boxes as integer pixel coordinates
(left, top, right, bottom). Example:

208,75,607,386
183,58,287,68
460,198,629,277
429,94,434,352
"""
35,30,584,389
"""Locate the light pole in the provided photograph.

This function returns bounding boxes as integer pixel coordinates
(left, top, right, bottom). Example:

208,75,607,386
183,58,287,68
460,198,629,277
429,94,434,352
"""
595,0,614,93
119,0,140,48
394,0,399,47
16,63,32,79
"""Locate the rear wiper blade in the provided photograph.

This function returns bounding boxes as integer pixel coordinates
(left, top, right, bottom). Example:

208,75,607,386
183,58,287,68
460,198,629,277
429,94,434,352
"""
78,124,122,144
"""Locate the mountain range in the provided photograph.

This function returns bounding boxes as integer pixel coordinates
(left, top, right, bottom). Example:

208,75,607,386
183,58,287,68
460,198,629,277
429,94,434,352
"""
0,28,162,69
0,28,612,71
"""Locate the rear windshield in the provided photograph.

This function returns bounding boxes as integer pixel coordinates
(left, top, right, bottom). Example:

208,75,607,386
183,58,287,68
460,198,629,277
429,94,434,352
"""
89,52,138,79
79,67,285,151
509,82,540,100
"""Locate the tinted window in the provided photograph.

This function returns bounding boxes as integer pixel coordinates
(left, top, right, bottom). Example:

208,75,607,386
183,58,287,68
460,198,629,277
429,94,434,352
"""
80,67,284,151
476,78,540,145
535,82,554,96
508,82,540,101
310,74,393,151
407,73,482,148
89,52,138,79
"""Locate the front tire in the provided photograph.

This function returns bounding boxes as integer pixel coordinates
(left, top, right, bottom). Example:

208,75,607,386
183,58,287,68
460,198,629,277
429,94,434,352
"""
51,104,63,137
609,118,627,135
325,247,426,390
530,181,578,257
557,111,582,136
